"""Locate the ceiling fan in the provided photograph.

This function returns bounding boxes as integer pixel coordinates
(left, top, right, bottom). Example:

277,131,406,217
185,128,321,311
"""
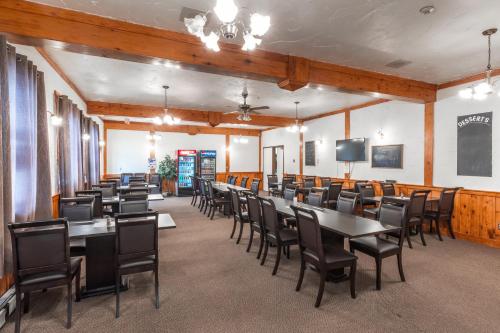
223,87,269,121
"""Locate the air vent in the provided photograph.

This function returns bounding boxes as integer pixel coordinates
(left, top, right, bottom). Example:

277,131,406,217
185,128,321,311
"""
179,7,211,24
385,59,412,69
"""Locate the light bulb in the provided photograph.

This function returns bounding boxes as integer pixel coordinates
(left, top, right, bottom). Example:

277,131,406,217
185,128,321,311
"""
164,114,174,125
98,140,105,147
214,0,238,23
50,115,63,126
173,117,181,124
202,32,220,52
473,93,487,101
241,32,262,51
458,88,473,99
82,133,90,141
184,14,206,38
233,137,240,143
153,117,163,125
300,126,308,133
474,82,493,95
239,137,249,144
250,13,270,36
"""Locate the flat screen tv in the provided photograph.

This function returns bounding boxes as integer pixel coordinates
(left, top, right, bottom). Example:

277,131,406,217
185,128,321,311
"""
336,138,366,161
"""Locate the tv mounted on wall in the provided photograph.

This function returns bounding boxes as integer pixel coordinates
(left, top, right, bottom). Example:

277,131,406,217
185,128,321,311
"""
336,138,366,161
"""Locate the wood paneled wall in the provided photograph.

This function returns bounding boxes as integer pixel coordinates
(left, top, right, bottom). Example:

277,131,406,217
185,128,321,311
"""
216,172,264,190
52,193,60,218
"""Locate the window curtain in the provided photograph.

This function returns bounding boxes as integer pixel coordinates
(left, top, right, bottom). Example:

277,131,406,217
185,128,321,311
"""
89,121,100,186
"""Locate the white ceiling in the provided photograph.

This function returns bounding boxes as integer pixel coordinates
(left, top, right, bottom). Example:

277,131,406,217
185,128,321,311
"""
45,48,375,118
33,0,500,84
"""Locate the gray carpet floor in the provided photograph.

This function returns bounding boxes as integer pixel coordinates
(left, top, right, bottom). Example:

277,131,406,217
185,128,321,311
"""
5,196,500,333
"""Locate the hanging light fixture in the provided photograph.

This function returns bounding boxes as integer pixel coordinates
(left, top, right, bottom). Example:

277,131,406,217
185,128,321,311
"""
184,0,270,52
459,28,498,100
157,85,181,125
287,101,307,133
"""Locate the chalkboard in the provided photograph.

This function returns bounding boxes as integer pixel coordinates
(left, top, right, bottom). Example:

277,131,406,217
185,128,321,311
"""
371,145,403,168
305,141,315,166
457,112,492,177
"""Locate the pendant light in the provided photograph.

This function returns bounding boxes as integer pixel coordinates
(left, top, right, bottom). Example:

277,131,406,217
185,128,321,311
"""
161,85,181,125
286,101,307,133
459,28,498,100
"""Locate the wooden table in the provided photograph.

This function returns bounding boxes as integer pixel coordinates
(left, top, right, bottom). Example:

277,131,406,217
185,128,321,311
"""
211,182,248,193
69,213,176,298
263,196,400,280
116,184,158,190
102,193,164,205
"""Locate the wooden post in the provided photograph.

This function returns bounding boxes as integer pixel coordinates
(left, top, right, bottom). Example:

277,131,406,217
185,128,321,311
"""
103,125,108,177
344,110,351,179
424,103,434,186
225,134,230,178
299,132,304,176
258,133,262,173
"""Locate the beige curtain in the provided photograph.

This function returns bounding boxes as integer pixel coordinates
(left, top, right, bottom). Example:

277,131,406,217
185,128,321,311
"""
89,121,100,185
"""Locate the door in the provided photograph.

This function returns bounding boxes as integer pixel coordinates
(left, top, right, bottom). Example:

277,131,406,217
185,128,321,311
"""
262,145,284,191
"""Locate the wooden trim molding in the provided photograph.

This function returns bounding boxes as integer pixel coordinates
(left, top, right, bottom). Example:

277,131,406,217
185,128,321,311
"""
36,47,86,102
52,193,60,218
344,110,351,139
299,132,304,176
1,0,436,102
103,126,108,175
258,134,262,173
225,134,230,173
438,69,500,90
424,102,434,186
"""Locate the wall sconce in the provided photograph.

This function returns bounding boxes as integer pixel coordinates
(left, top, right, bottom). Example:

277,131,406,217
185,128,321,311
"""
99,140,105,147
376,128,384,139
47,111,62,126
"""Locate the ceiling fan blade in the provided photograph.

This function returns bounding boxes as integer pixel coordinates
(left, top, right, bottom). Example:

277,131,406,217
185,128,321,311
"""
248,110,261,114
223,110,241,115
248,106,270,111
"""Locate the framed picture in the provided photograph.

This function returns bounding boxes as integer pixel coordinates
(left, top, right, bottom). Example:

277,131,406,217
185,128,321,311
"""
305,141,315,166
371,144,403,168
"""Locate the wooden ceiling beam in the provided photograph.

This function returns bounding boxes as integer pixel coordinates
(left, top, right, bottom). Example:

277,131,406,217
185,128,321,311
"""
103,120,261,136
87,101,295,127
437,69,500,90
0,0,437,102
301,99,389,122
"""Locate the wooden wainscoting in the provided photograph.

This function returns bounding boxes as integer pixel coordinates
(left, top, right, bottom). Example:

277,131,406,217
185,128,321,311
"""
216,172,264,190
0,274,14,297
52,193,60,218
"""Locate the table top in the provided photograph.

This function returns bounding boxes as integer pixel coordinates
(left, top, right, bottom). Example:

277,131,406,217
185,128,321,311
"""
116,184,158,190
211,182,248,192
69,213,176,238
262,196,400,239
102,193,164,204
369,195,439,203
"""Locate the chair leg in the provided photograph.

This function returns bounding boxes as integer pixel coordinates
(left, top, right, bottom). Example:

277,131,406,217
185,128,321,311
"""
406,227,413,249
203,202,209,215
315,271,327,308
154,265,160,309
246,229,254,252
230,218,237,239
350,261,357,299
75,268,81,302
397,253,406,282
447,218,456,239
67,281,72,329
115,272,121,318
15,291,21,333
435,218,443,241
296,258,306,291
199,198,204,211
23,292,30,314
210,205,216,220
191,193,195,205
236,221,244,244
256,233,264,259
260,240,269,266
207,205,212,218
419,224,427,246
375,257,382,290
272,245,282,275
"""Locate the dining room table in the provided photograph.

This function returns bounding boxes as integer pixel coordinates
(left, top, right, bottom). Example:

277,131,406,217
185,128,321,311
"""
69,213,176,298
262,195,401,281
116,184,158,191
211,182,248,216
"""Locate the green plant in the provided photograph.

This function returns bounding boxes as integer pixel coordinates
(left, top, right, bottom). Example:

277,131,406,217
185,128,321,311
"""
158,155,177,180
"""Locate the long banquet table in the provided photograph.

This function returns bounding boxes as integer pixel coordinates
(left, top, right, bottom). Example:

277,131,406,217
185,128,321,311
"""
69,213,176,298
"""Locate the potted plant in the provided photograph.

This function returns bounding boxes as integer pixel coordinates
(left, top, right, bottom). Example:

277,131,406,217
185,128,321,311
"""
157,154,177,196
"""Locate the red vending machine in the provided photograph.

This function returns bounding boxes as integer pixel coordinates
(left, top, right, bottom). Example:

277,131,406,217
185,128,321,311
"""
177,149,197,196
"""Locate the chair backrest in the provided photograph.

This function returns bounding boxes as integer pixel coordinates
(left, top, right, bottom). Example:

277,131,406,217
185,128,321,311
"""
133,173,146,181
250,178,261,194
92,183,115,197
227,175,233,183
121,173,133,185
307,192,323,208
283,187,296,201
206,181,215,200
354,180,369,193
259,197,280,236
75,189,103,218
231,176,238,185
199,179,207,196
191,176,198,191
438,188,459,217
303,177,315,188
327,183,343,201
291,205,324,263
320,177,331,188
240,176,249,188
358,183,375,204
245,192,262,227
381,182,396,196
149,174,161,185
120,187,149,195
267,174,278,185
229,188,244,219
115,211,158,264
336,191,358,214
282,177,294,189
407,190,430,219
119,194,148,213
378,197,407,247
59,197,94,221
9,219,71,282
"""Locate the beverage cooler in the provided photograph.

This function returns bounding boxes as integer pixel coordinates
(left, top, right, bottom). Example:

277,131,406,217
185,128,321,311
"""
177,149,197,196
198,150,217,181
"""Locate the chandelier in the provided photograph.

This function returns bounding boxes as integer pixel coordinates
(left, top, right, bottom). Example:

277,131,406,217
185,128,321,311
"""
153,85,181,125
286,101,307,133
459,28,499,100
184,0,271,52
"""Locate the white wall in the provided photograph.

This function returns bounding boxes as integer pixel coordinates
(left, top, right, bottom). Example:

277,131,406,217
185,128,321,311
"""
349,101,425,184
107,130,150,173
261,127,300,175
230,135,259,172
303,112,345,177
434,85,500,191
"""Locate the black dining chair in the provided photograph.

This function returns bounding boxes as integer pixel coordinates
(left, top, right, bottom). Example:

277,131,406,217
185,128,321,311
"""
92,182,116,197
307,191,324,208
114,211,159,318
190,176,199,206
424,188,459,241
75,190,103,218
404,190,431,248
250,178,261,194
320,177,332,188
198,179,208,212
325,182,343,209
358,183,378,218
303,176,316,189
245,192,265,259
381,182,396,196
267,174,279,194
227,175,233,184
349,197,407,290
120,173,133,186
336,191,359,215
291,205,357,307
8,219,82,332
133,172,146,181
308,187,328,207
259,197,298,275
119,187,149,196
206,181,231,220
283,186,297,201
119,194,149,213
229,188,250,244
148,174,161,194
60,197,94,257
240,176,249,188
